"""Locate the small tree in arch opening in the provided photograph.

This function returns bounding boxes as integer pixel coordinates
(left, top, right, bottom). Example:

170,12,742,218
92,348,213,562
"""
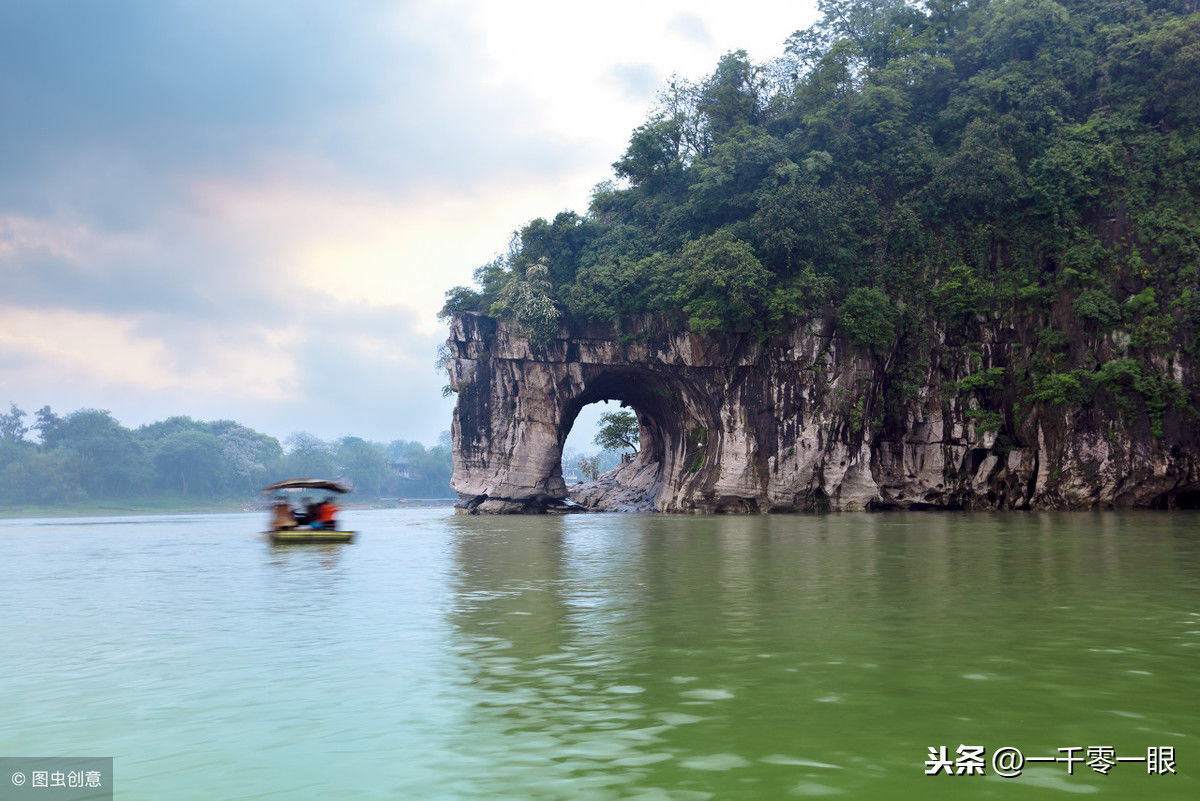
594,410,639,454
577,455,600,481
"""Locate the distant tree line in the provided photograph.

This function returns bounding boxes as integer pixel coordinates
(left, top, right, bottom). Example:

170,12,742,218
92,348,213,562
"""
0,404,453,506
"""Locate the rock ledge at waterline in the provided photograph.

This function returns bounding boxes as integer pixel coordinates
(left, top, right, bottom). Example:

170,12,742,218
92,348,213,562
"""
444,312,1199,513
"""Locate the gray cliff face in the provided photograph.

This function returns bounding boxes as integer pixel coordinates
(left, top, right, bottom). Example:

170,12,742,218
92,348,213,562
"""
445,312,1200,513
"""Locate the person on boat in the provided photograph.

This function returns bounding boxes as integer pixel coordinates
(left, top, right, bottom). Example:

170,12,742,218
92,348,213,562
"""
294,497,317,526
270,497,297,531
315,498,338,530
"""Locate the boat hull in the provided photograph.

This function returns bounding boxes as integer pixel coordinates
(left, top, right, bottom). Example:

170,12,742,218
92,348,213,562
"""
267,529,356,544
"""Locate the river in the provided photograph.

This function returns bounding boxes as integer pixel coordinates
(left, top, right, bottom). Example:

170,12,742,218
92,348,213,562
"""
1,509,1197,799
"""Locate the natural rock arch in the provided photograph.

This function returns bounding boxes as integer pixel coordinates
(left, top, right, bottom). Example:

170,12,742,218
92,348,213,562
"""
557,370,668,491
446,314,721,513
556,367,722,512
444,312,1200,513
444,311,895,513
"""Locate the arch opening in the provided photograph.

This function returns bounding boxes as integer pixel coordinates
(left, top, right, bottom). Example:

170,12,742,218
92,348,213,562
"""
561,400,631,483
553,369,678,511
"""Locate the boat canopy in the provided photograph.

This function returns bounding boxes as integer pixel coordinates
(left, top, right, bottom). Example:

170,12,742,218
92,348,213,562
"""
261,478,352,494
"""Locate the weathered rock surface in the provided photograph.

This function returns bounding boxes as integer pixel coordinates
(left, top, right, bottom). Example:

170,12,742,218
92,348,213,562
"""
567,456,660,513
445,312,1200,513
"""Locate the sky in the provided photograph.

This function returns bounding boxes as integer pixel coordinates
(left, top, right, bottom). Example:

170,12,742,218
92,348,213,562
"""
0,0,819,447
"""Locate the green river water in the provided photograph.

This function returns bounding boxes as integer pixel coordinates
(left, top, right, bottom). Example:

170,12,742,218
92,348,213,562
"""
1,509,1197,799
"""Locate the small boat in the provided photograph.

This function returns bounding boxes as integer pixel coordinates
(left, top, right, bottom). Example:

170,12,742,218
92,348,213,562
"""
262,478,357,544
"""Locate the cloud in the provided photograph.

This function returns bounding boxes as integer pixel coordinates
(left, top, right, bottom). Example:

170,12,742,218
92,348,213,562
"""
0,0,824,445
667,12,713,45
278,302,456,441
0,0,587,443
605,64,662,101
0,213,239,320
184,173,595,335
0,297,454,443
0,1,586,210
0,305,296,401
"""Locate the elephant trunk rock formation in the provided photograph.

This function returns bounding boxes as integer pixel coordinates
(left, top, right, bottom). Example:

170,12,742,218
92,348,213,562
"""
445,312,1199,513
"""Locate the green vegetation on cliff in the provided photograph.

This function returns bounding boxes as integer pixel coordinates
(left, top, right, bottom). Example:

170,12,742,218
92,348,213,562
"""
443,0,1200,432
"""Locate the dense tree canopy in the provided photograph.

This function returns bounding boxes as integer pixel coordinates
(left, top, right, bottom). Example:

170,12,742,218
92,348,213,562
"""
440,0,1199,337
442,0,1200,436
